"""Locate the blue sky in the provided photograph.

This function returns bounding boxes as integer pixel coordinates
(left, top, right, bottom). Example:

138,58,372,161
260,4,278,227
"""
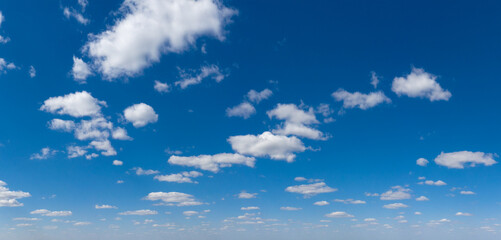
0,0,501,239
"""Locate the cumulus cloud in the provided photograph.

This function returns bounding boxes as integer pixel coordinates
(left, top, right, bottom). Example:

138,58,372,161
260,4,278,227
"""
72,56,92,83
144,192,202,206
238,191,257,199
241,206,259,211
333,199,366,204
111,127,132,140
95,204,117,209
168,153,255,173
30,209,72,217
280,206,301,211
285,182,337,197
416,158,429,167
0,180,31,207
228,131,306,162
325,211,354,218
48,119,76,132
370,71,379,88
392,67,451,101
175,65,226,89
119,210,158,215
314,201,330,206
434,151,497,169
383,203,408,209
226,102,256,119
380,186,411,200
133,167,160,176
267,104,326,140
89,139,117,156
154,171,203,183
332,89,391,110
112,160,123,166
154,80,170,93
416,196,429,201
0,12,9,44
84,0,236,79
123,103,158,127
0,58,15,72
247,89,273,103
67,146,87,158
422,180,447,186
30,147,57,160
41,91,106,117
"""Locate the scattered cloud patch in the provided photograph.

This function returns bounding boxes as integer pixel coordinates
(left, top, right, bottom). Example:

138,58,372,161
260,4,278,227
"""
332,89,391,110
392,67,451,101
325,211,354,218
168,153,255,173
383,203,408,209
154,80,170,93
434,151,497,169
0,180,31,207
124,103,158,127
380,186,411,200
285,182,337,197
119,210,157,216
416,158,429,167
154,171,203,183
144,192,202,206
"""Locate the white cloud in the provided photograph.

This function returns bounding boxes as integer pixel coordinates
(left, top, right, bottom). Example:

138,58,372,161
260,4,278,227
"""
383,203,408,209
30,209,72,217
226,102,256,119
67,145,87,159
30,147,57,160
175,65,226,89
456,212,472,216
63,7,89,25
48,119,76,132
247,89,273,103
272,123,326,140
415,212,422,215
74,221,91,226
144,192,202,206
13,217,40,221
228,131,306,162
72,56,92,83
364,218,376,222
84,0,235,79
333,199,366,204
89,139,117,156
280,206,301,211
238,192,257,199
29,66,36,78
416,158,429,167
0,180,31,207
325,211,354,218
267,104,318,125
168,153,255,173
392,67,451,101
78,0,88,10
154,171,203,183
416,196,429,201
434,151,497,169
0,58,15,72
241,206,259,211
460,191,475,195
123,103,158,127
119,210,158,215
112,160,123,166
423,180,447,186
332,89,391,110
380,186,411,200
154,80,170,93
183,210,199,216
41,91,106,118
313,201,330,206
95,204,117,209
370,71,379,88
133,167,159,176
285,182,337,197
111,127,132,140
0,12,9,44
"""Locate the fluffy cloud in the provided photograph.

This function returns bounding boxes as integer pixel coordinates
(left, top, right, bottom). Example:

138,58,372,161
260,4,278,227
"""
133,167,159,176
29,66,36,78
332,89,391,110
333,199,366,204
285,182,337,197
30,147,57,160
272,123,326,140
175,65,226,89
380,186,411,200
267,104,326,140
48,119,75,132
144,192,202,206
95,204,117,209
168,153,255,173
72,56,92,83
313,201,330,206
325,211,354,218
112,160,123,166
89,139,117,156
154,80,170,93
67,146,87,158
383,203,408,209
280,206,301,211
84,0,236,79
423,180,447,186
111,127,132,140
416,158,429,167
226,102,256,119
0,180,31,207
247,89,273,103
370,71,379,88
123,103,158,127
0,12,9,44
228,131,306,162
154,171,203,183
0,58,15,72
40,91,106,117
416,196,429,201
238,191,257,199
30,209,72,217
392,67,451,101
434,151,497,169
119,210,158,215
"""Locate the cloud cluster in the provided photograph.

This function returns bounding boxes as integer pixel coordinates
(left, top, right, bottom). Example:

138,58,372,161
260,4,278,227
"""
226,89,273,119
332,89,391,110
154,171,203,183
380,186,411,200
30,209,72,217
144,192,202,206
168,153,255,173
285,182,337,197
434,151,497,169
0,180,31,207
392,68,451,101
